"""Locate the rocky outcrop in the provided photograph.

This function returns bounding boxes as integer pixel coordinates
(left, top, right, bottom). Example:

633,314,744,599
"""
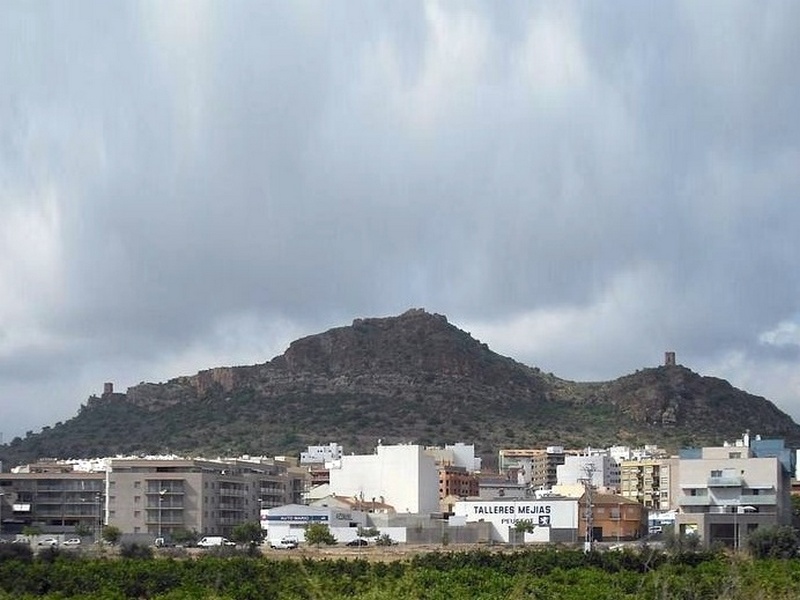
4,309,800,465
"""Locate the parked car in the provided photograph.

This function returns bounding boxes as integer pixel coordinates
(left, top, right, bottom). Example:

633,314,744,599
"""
269,536,299,549
197,536,235,548
62,538,82,547
37,537,59,547
346,538,368,547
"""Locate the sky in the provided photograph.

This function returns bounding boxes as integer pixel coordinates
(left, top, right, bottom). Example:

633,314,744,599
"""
2,1,800,442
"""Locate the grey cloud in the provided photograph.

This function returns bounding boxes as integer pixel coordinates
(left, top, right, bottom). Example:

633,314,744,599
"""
2,2,800,438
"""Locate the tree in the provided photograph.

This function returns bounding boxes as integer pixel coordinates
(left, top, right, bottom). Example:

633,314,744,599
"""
21,525,41,541
231,522,264,547
357,526,380,538
746,525,799,559
664,529,701,554
514,520,537,534
375,533,395,546
171,528,199,546
102,525,122,545
305,523,337,546
791,495,800,529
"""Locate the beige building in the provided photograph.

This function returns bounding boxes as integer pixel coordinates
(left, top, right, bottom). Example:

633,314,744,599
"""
0,460,105,536
675,442,792,548
0,456,308,539
498,447,571,490
620,457,677,510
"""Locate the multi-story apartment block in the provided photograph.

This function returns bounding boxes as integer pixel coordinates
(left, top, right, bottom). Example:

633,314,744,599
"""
675,436,792,548
0,460,105,536
531,447,568,490
300,443,343,465
498,447,569,490
557,454,620,491
619,457,677,510
426,443,482,472
0,456,308,539
438,465,479,501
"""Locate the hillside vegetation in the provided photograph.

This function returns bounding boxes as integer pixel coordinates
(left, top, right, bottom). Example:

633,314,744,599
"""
2,309,799,466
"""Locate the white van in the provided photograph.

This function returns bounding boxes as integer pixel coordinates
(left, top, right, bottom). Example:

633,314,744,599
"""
197,536,235,548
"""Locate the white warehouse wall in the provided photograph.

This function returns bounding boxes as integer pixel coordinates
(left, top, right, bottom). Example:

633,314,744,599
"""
329,444,439,514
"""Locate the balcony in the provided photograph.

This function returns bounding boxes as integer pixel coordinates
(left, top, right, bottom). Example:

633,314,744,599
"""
738,494,777,506
678,495,711,506
707,476,744,487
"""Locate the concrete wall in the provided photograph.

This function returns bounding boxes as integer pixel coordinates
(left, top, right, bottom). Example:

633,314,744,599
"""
329,445,439,514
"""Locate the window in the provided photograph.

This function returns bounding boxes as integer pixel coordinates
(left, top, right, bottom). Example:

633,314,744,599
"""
134,496,140,504
710,470,723,478
134,481,141,489
729,452,742,459
134,510,141,518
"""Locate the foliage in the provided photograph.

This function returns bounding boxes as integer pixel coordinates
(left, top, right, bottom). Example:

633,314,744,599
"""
119,542,154,559
170,527,198,546
101,525,121,545
375,534,395,546
230,521,263,547
21,526,41,538
514,519,537,534
0,543,33,562
357,526,380,538
791,495,800,528
664,529,702,554
746,525,799,559
305,523,337,546
0,547,800,599
74,524,93,538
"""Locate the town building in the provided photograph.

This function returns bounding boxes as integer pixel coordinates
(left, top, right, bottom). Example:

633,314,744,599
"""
426,443,482,472
619,457,677,510
328,444,439,514
675,434,793,548
579,493,648,542
438,465,480,513
0,460,105,536
300,443,343,465
557,454,620,491
453,498,579,543
0,455,308,539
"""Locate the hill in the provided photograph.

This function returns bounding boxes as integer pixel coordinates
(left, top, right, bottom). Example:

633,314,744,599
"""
2,308,799,467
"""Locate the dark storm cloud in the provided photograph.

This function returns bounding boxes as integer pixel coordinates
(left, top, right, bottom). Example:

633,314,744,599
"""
2,1,800,439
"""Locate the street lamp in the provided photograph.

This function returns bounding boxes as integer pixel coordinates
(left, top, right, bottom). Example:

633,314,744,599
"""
158,489,167,539
0,492,4,536
733,503,757,552
96,492,102,544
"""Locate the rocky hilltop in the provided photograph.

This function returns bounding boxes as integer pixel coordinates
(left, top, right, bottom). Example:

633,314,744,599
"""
2,309,799,466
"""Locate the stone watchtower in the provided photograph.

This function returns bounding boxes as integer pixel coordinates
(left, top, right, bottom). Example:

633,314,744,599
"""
664,352,676,366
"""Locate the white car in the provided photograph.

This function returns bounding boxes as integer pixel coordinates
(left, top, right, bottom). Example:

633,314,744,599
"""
269,536,299,549
37,537,59,547
62,538,82,547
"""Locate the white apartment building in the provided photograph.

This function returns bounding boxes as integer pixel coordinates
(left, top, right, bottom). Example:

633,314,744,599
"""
300,443,343,465
328,444,439,514
557,454,620,491
425,443,482,472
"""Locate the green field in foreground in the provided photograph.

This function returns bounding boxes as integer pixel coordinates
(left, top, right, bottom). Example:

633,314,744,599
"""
1,546,799,599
